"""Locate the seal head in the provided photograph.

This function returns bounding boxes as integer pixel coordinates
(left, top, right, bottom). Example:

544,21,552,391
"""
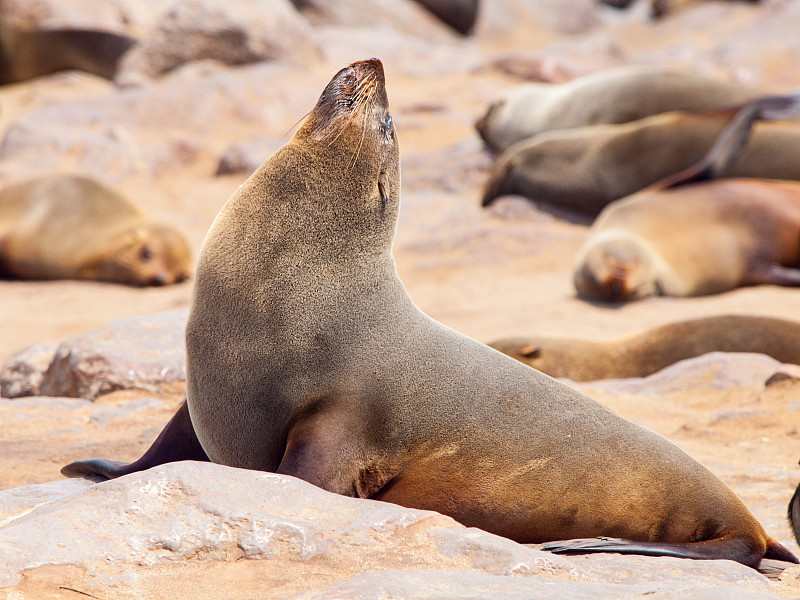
573,232,661,301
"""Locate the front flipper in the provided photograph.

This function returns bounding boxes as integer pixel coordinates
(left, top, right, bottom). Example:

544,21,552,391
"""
542,535,765,568
61,400,209,480
650,93,800,192
276,404,396,498
789,481,800,546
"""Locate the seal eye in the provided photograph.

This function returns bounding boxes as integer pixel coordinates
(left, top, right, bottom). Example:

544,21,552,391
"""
139,246,152,262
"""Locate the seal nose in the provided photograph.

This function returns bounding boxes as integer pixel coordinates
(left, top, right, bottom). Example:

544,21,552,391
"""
351,58,385,85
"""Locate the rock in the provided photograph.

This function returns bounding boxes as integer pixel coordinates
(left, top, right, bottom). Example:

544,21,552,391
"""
0,0,168,36
0,461,785,597
585,353,800,397
315,25,482,76
0,61,319,181
216,137,282,176
0,343,58,398
0,395,174,490
38,310,187,400
286,568,780,600
115,0,320,86
0,462,582,591
290,0,456,39
476,0,604,37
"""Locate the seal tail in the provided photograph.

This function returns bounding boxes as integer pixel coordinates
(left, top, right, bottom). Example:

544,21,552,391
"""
61,400,209,480
542,534,798,570
649,93,800,191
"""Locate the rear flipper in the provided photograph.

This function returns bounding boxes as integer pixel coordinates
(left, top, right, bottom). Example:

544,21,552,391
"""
542,535,798,570
61,400,209,480
789,481,800,546
651,93,800,191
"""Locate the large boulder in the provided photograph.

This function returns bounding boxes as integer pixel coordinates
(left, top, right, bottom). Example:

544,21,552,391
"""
115,0,320,86
36,310,187,400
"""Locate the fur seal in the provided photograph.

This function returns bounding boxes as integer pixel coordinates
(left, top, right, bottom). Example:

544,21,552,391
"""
61,59,797,570
481,105,800,216
475,66,769,153
0,174,192,286
573,179,800,300
0,19,135,85
489,315,800,381
574,95,800,300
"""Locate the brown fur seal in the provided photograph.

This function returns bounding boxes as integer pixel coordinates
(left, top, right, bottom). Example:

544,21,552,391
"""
574,95,800,300
489,315,800,381
0,19,135,85
481,105,800,216
475,66,769,153
573,179,800,300
61,59,797,570
0,174,192,286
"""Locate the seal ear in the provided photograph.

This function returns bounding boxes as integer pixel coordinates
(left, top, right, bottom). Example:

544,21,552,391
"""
520,345,541,358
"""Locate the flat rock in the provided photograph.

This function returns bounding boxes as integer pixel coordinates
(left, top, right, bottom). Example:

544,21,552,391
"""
0,461,787,598
37,310,187,400
287,568,780,600
0,462,582,591
583,353,800,397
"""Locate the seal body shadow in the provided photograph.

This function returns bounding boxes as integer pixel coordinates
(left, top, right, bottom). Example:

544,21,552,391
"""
62,59,797,571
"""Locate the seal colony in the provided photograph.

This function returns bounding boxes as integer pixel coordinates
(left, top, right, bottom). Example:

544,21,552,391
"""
481,106,800,217
474,66,768,153
62,59,798,570
0,174,192,286
573,94,800,301
489,315,800,381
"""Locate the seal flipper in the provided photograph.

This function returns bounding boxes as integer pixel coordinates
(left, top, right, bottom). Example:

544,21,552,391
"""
541,535,776,569
651,93,800,192
276,405,397,498
61,400,209,480
789,481,800,546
